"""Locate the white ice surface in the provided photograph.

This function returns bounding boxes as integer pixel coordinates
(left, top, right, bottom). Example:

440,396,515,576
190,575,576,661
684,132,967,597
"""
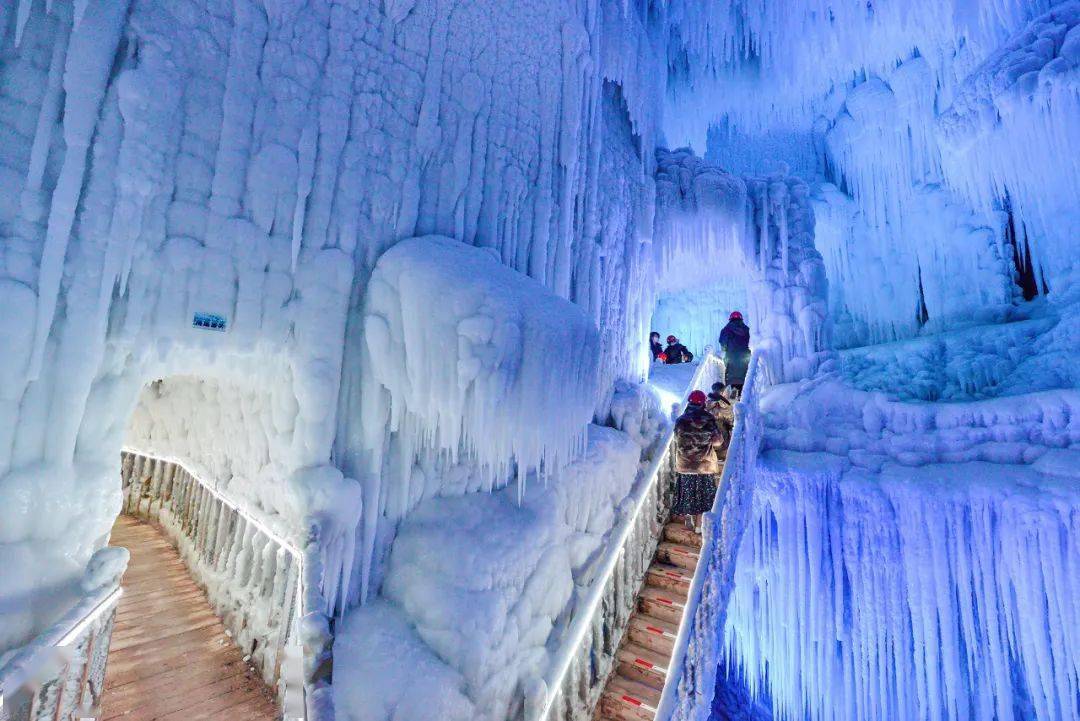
333,424,642,721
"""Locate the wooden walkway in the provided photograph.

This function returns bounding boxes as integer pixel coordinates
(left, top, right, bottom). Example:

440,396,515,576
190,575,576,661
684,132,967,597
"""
596,521,704,720
102,515,280,721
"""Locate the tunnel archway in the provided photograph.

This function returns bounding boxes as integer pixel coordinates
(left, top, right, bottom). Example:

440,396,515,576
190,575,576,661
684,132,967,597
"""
95,371,306,718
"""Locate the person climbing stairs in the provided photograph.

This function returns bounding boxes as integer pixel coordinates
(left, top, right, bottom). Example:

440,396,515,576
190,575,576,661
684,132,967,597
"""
595,521,703,721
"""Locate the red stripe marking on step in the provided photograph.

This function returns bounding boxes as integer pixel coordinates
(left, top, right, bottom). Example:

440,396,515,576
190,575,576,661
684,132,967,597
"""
655,596,673,605
645,625,673,637
621,695,642,707
665,571,686,579
634,658,654,669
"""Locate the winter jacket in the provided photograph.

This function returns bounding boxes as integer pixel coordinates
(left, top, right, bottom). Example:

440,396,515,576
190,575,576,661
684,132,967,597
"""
706,394,734,432
706,393,734,453
650,340,664,360
719,320,751,384
719,319,750,354
674,405,724,474
664,343,693,364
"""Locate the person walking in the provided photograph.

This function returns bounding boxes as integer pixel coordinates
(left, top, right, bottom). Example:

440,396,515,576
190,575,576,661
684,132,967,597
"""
718,311,751,396
672,390,724,533
663,335,694,364
706,382,734,460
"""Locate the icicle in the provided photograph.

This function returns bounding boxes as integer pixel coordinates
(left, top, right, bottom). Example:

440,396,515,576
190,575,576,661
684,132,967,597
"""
758,182,768,274
15,0,32,46
28,0,132,381
24,5,71,192
291,115,318,274
779,190,788,281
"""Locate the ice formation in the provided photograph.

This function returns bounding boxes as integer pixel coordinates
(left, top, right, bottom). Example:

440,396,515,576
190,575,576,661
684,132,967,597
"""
339,235,601,600
0,0,1077,719
333,425,642,721
653,150,831,384
668,0,1076,348
723,450,1080,721
937,1,1080,292
0,0,672,648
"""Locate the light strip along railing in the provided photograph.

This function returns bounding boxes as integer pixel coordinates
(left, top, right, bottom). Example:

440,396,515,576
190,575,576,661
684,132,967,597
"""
656,352,767,721
119,450,311,717
0,582,122,721
524,355,724,721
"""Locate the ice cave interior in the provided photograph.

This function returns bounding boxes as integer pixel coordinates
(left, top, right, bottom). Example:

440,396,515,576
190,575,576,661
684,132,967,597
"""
0,1,1077,721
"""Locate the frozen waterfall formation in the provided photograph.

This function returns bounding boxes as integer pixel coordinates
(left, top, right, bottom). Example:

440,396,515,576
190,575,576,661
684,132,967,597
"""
1,0,1078,721
0,0,832,718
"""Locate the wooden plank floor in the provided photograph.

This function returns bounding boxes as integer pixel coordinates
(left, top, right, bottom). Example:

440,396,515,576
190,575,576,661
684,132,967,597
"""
596,521,705,721
102,515,280,721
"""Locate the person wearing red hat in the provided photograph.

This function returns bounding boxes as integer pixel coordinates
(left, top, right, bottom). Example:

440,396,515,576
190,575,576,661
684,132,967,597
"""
671,390,725,533
663,335,694,364
718,311,751,397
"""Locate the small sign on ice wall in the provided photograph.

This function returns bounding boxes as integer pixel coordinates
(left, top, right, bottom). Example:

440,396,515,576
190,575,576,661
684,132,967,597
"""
192,312,227,331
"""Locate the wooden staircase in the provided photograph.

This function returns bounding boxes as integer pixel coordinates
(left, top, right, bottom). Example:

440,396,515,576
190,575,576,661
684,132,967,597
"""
595,521,702,721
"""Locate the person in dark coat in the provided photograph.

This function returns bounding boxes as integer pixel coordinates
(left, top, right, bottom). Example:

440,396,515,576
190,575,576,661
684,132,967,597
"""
706,382,734,458
672,390,724,532
650,332,664,361
663,335,694,364
718,311,751,395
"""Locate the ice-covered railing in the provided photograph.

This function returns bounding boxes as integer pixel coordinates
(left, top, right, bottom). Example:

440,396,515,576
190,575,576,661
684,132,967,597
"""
522,356,724,721
119,450,331,720
656,352,767,721
0,579,121,721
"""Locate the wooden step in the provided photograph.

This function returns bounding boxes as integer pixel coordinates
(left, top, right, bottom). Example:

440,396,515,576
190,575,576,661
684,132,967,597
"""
663,522,702,549
616,642,670,690
645,562,692,596
656,542,699,571
627,614,678,656
600,676,661,721
639,586,685,625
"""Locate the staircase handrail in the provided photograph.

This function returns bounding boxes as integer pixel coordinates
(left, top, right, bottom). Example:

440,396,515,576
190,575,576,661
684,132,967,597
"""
655,351,767,720
528,355,724,721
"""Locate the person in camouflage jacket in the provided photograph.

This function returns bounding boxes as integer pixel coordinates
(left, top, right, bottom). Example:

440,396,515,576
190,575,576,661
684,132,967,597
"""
672,390,724,532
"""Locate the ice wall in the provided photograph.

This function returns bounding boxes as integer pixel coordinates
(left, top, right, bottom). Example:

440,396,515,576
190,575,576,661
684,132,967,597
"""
937,1,1080,292
724,449,1080,721
743,173,830,383
813,182,1016,348
0,0,672,646
125,375,299,520
664,0,1069,349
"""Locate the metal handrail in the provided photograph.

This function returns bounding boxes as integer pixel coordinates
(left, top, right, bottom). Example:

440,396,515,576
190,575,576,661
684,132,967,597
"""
529,355,724,721
655,352,766,720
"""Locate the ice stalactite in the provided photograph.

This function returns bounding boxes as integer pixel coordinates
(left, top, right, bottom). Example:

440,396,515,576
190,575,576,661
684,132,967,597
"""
28,0,131,381
724,451,1080,721
812,182,1016,349
653,148,747,288
662,0,1050,142
937,1,1080,292
344,236,601,603
744,172,830,383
